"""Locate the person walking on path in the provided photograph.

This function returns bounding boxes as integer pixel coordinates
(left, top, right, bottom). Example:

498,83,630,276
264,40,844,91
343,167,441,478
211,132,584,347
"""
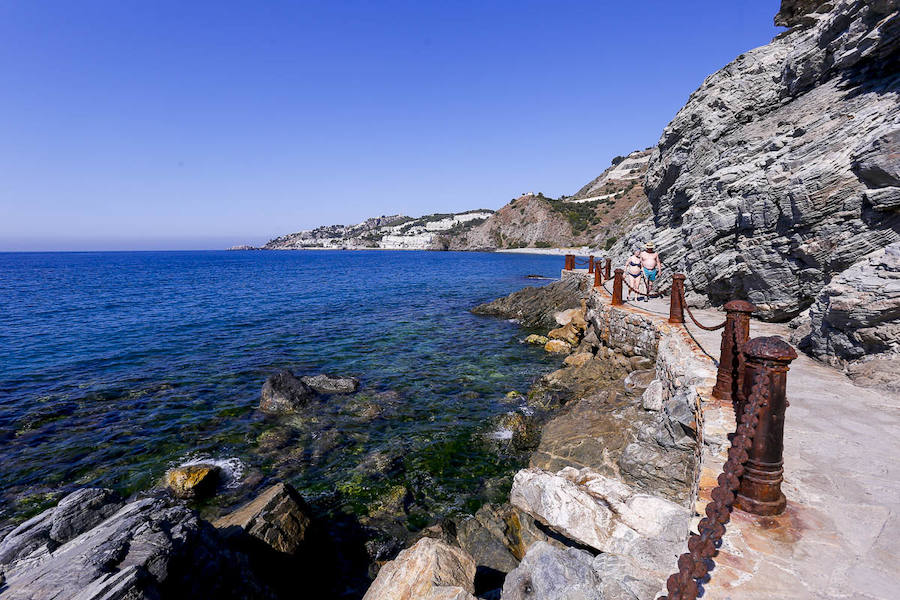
625,248,644,301
639,241,663,301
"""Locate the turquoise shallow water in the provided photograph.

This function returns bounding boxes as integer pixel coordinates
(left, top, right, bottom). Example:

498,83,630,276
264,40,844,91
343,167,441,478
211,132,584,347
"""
0,250,563,525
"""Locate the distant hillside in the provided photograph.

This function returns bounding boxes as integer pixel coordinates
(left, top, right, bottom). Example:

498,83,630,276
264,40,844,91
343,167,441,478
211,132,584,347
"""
255,148,651,251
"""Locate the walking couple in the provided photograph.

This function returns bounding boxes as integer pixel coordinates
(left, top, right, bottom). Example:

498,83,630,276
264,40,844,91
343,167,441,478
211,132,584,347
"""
625,241,663,302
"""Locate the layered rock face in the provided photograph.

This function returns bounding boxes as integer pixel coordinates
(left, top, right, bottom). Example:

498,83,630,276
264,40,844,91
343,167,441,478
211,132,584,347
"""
0,490,276,600
618,0,899,322
796,241,900,388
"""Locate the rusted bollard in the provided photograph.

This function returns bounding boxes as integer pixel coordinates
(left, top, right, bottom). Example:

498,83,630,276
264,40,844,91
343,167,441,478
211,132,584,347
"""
668,273,686,324
735,336,797,516
588,255,595,274
712,300,756,403
611,269,624,306
564,254,574,271
603,258,611,281
594,265,602,287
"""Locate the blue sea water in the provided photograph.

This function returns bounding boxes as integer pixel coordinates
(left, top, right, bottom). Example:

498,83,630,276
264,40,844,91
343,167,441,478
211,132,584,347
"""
0,250,563,525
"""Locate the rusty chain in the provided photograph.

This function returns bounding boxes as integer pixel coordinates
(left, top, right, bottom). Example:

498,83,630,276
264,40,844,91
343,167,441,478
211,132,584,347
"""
658,330,766,600
681,283,727,331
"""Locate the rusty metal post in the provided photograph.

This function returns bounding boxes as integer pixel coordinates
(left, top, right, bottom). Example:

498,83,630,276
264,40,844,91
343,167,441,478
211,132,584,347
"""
668,273,686,324
611,269,624,306
712,300,756,403
564,254,574,271
735,336,797,516
594,265,602,287
588,255,595,274
603,258,611,281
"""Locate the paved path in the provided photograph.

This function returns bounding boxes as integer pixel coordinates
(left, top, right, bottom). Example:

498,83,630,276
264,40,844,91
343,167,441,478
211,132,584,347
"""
586,273,900,598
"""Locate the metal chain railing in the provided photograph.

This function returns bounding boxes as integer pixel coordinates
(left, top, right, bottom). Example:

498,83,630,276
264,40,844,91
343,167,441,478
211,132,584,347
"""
680,281,727,331
659,327,769,600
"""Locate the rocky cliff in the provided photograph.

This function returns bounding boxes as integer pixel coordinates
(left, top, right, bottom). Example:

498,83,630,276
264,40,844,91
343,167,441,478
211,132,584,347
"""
615,0,899,324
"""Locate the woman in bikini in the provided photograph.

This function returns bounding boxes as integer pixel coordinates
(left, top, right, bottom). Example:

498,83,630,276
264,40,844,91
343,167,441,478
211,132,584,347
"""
625,248,643,301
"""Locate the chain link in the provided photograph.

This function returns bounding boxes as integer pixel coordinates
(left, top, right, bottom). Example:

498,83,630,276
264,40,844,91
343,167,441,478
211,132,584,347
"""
658,329,764,600
681,284,727,331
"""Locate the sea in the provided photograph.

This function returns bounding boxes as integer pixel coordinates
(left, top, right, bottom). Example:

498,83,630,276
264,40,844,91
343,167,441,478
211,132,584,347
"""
0,250,564,529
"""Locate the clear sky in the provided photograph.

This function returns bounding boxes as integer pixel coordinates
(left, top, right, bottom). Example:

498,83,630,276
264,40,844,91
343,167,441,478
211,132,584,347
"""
0,0,781,251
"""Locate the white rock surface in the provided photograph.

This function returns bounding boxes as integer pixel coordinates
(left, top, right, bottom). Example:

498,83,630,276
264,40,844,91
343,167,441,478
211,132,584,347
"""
509,467,689,572
362,537,477,600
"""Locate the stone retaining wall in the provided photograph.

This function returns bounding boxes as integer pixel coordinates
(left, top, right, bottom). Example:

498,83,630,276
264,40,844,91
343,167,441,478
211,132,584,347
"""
562,269,729,532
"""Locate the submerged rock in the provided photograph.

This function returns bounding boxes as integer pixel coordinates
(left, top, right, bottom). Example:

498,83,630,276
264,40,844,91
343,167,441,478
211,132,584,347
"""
260,370,316,414
362,537,477,600
301,373,360,394
164,463,221,500
214,482,312,555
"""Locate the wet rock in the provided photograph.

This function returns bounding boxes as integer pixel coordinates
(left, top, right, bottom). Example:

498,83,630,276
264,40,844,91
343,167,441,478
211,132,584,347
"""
509,467,689,572
543,340,572,354
547,323,581,347
489,411,539,453
362,537,477,600
301,373,360,395
500,541,600,600
256,427,294,453
0,494,275,600
214,482,312,555
164,464,221,500
260,370,316,414
368,485,410,518
524,334,549,346
472,277,589,330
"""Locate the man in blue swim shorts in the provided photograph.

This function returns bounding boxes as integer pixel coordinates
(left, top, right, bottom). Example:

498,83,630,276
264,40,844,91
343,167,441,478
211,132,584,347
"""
639,241,663,301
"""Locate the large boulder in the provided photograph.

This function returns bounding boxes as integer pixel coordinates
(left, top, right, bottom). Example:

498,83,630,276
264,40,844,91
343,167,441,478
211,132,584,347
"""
509,467,689,573
0,492,275,600
362,537,477,600
214,482,312,555
500,542,600,600
259,370,316,414
301,373,360,394
615,0,900,320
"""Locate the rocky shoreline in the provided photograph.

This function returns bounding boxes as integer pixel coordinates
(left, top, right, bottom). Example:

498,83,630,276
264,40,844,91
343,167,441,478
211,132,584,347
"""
0,276,687,599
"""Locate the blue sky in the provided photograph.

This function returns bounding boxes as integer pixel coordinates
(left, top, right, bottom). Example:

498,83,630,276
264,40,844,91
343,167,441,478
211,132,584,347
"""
0,1,781,251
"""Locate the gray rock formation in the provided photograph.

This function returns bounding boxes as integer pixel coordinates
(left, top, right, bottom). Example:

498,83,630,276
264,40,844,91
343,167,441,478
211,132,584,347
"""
214,482,312,555
259,370,316,414
798,241,900,388
616,0,899,321
0,490,274,600
471,276,589,330
300,373,360,394
500,542,601,600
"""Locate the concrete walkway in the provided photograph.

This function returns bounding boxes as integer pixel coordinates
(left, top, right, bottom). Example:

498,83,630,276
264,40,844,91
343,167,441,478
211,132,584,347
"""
581,271,900,599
